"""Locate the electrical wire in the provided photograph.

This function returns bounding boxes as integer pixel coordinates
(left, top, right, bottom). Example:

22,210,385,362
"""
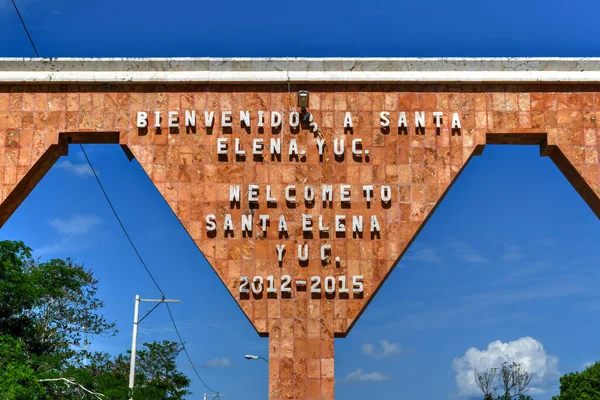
165,302,220,395
80,145,164,295
11,0,39,57
12,0,222,393
137,299,164,325
80,144,219,395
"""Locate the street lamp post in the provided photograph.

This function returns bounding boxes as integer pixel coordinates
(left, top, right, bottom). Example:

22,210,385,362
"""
245,354,269,362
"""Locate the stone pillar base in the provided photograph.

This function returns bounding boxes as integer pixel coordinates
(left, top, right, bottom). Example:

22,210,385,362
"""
268,319,335,400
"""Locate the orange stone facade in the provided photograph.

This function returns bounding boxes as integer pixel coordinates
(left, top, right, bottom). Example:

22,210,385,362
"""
1,83,600,399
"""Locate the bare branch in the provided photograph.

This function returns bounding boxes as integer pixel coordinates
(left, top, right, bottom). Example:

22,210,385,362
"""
474,368,497,396
38,378,105,399
496,362,533,398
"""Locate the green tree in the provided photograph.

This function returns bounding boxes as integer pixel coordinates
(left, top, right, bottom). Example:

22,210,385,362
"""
0,240,192,399
0,240,116,371
131,340,192,399
552,362,600,400
62,341,191,400
0,336,47,400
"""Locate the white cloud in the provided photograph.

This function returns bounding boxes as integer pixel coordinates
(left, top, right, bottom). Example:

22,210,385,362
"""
405,246,442,263
448,240,488,263
55,160,94,177
452,337,560,397
36,238,71,255
341,369,388,384
48,215,102,235
202,358,232,369
582,361,596,369
139,326,175,336
361,340,401,358
502,245,523,261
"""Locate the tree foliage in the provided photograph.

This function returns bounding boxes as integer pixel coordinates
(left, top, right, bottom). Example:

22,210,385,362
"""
61,341,191,400
552,362,600,400
0,239,115,369
0,336,47,400
0,240,192,399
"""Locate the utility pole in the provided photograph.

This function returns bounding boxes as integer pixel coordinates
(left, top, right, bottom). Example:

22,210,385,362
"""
128,294,181,399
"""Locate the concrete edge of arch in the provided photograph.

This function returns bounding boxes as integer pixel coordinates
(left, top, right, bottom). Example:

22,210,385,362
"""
3,57,600,83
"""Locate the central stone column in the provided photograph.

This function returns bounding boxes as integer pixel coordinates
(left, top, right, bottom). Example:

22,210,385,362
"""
268,318,335,400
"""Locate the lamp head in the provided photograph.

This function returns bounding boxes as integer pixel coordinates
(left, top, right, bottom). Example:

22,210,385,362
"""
298,90,309,108
245,354,258,360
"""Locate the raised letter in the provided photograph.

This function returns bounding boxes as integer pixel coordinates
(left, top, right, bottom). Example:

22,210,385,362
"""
352,216,363,233
335,215,345,232
352,138,363,155
240,111,250,127
276,244,286,261
185,110,196,127
321,244,331,261
322,185,333,201
222,111,232,128
248,185,259,202
318,215,329,231
398,112,407,128
433,111,443,128
452,113,462,129
344,112,353,128
253,138,264,155
380,111,390,127
266,185,276,202
334,138,345,156
137,112,148,128
289,139,299,155
363,185,374,202
242,214,252,232
316,138,326,155
270,138,281,155
370,215,381,232
298,244,308,261
223,214,234,231
415,111,425,128
206,214,216,231
340,185,351,202
289,111,300,127
285,185,296,202
217,138,228,155
381,185,392,202
168,111,178,127
302,214,313,232
229,185,240,202
204,111,214,127
234,138,245,155
271,111,282,127
259,215,269,232
304,186,315,202
278,215,288,232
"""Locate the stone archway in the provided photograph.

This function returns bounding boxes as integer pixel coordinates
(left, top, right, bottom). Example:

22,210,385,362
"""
1,58,599,400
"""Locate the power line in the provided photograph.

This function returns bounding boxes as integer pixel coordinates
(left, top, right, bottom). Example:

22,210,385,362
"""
166,302,219,395
11,0,39,57
79,144,219,396
80,145,164,295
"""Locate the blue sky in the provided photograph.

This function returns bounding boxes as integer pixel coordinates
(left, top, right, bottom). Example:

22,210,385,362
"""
2,0,600,399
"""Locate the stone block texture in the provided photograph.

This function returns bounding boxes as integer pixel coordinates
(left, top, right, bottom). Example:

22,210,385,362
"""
1,84,599,400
